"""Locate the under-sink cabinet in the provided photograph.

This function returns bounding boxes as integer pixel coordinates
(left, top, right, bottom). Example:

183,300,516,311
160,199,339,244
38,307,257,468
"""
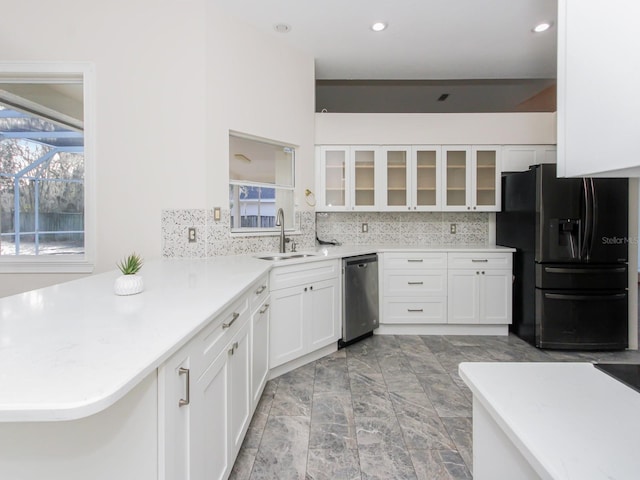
158,275,266,480
268,259,341,370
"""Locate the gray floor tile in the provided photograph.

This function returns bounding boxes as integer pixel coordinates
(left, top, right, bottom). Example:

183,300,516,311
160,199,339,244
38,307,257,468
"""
233,332,639,479
306,448,361,480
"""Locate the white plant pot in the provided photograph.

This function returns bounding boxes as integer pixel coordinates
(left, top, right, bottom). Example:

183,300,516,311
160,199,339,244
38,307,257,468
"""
114,274,144,296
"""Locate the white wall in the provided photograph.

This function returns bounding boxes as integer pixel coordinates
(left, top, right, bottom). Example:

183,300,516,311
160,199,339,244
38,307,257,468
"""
0,0,315,297
316,112,557,145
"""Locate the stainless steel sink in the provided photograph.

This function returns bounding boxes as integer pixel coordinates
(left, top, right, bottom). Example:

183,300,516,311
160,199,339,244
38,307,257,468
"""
257,253,317,261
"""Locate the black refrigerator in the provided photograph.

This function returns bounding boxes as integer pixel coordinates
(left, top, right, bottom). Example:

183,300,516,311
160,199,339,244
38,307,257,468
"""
496,164,629,350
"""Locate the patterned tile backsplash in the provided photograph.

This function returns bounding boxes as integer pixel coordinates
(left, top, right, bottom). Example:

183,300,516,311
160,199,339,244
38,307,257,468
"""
162,209,316,258
163,209,490,258
315,212,490,246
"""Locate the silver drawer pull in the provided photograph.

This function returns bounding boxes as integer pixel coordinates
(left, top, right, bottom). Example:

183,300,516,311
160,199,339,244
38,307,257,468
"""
407,308,424,312
259,303,270,314
407,259,424,263
408,281,424,285
178,367,190,407
223,312,240,329
255,285,267,295
472,259,489,263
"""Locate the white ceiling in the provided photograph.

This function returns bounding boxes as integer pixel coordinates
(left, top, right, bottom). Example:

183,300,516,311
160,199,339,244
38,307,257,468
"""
212,0,558,81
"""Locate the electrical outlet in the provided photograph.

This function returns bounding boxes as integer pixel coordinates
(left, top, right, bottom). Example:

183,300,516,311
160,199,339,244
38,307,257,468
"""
188,227,197,243
213,207,221,222
450,223,457,234
362,223,368,233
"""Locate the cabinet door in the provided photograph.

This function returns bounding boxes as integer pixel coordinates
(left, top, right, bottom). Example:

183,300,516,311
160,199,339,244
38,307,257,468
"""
229,320,251,457
319,146,350,211
308,277,341,351
472,146,501,211
480,270,512,325
191,345,230,480
269,286,306,368
251,300,270,409
351,146,379,210
447,270,480,324
159,351,192,480
382,146,412,210
412,146,441,210
442,146,471,211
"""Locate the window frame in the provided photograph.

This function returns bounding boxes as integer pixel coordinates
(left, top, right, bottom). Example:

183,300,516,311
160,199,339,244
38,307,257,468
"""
0,62,95,273
228,132,297,235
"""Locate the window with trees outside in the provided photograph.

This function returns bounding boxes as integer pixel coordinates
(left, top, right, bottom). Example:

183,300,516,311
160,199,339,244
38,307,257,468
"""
229,133,296,232
0,64,94,272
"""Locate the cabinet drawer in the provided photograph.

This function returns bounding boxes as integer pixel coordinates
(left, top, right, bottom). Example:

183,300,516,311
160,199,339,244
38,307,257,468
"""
447,252,512,270
270,259,340,291
193,295,249,375
250,275,270,312
383,252,447,270
383,270,447,296
383,297,447,324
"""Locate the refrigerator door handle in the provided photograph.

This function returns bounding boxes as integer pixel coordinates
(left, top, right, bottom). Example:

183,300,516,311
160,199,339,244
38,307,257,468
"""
588,178,597,259
580,178,593,261
544,266,627,274
544,293,627,301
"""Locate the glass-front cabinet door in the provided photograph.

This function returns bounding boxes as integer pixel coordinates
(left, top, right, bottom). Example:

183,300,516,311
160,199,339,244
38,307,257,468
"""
351,146,378,210
319,146,349,210
472,146,500,211
382,146,412,210
442,146,471,210
411,146,441,210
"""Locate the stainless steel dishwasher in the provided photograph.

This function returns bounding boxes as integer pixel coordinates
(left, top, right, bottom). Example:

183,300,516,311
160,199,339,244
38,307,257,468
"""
340,254,379,347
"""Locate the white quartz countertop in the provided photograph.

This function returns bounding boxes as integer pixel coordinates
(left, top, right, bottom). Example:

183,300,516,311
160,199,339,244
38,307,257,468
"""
0,244,512,422
459,362,640,480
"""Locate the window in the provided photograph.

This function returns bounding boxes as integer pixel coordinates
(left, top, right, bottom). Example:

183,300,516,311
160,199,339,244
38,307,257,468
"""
229,133,296,232
0,63,94,273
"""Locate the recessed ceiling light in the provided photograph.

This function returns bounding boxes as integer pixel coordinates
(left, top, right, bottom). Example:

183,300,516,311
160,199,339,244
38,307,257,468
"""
533,22,552,33
371,22,387,32
274,23,291,33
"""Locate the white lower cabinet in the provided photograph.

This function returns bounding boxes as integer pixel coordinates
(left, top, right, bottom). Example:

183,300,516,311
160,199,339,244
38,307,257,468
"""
158,278,259,480
269,260,341,369
380,251,512,330
250,298,270,409
447,253,512,325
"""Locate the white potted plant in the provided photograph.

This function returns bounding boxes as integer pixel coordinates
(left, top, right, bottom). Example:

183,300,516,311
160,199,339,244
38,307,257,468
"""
114,253,144,296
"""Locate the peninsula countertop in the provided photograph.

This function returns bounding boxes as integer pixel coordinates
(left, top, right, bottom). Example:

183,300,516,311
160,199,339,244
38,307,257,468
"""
459,362,640,480
0,244,514,422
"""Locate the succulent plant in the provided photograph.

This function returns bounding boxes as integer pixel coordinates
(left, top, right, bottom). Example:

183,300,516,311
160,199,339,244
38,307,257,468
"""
117,253,143,275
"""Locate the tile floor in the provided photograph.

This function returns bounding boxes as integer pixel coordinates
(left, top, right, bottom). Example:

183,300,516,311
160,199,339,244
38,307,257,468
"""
230,334,640,480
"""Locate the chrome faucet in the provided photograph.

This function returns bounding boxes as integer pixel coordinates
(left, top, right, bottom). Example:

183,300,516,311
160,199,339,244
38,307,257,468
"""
275,208,286,253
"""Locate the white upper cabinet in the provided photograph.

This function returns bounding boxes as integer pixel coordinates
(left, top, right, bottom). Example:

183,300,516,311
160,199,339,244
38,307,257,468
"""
557,0,640,177
381,146,412,210
411,146,442,211
442,146,501,212
351,146,381,211
501,145,556,173
318,146,349,210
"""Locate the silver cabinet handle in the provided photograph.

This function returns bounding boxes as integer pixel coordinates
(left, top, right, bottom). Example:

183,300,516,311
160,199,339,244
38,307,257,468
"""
407,259,424,263
407,308,424,312
223,312,240,329
259,303,270,314
408,281,424,285
472,259,489,263
178,367,190,407
255,285,267,295
229,341,239,355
